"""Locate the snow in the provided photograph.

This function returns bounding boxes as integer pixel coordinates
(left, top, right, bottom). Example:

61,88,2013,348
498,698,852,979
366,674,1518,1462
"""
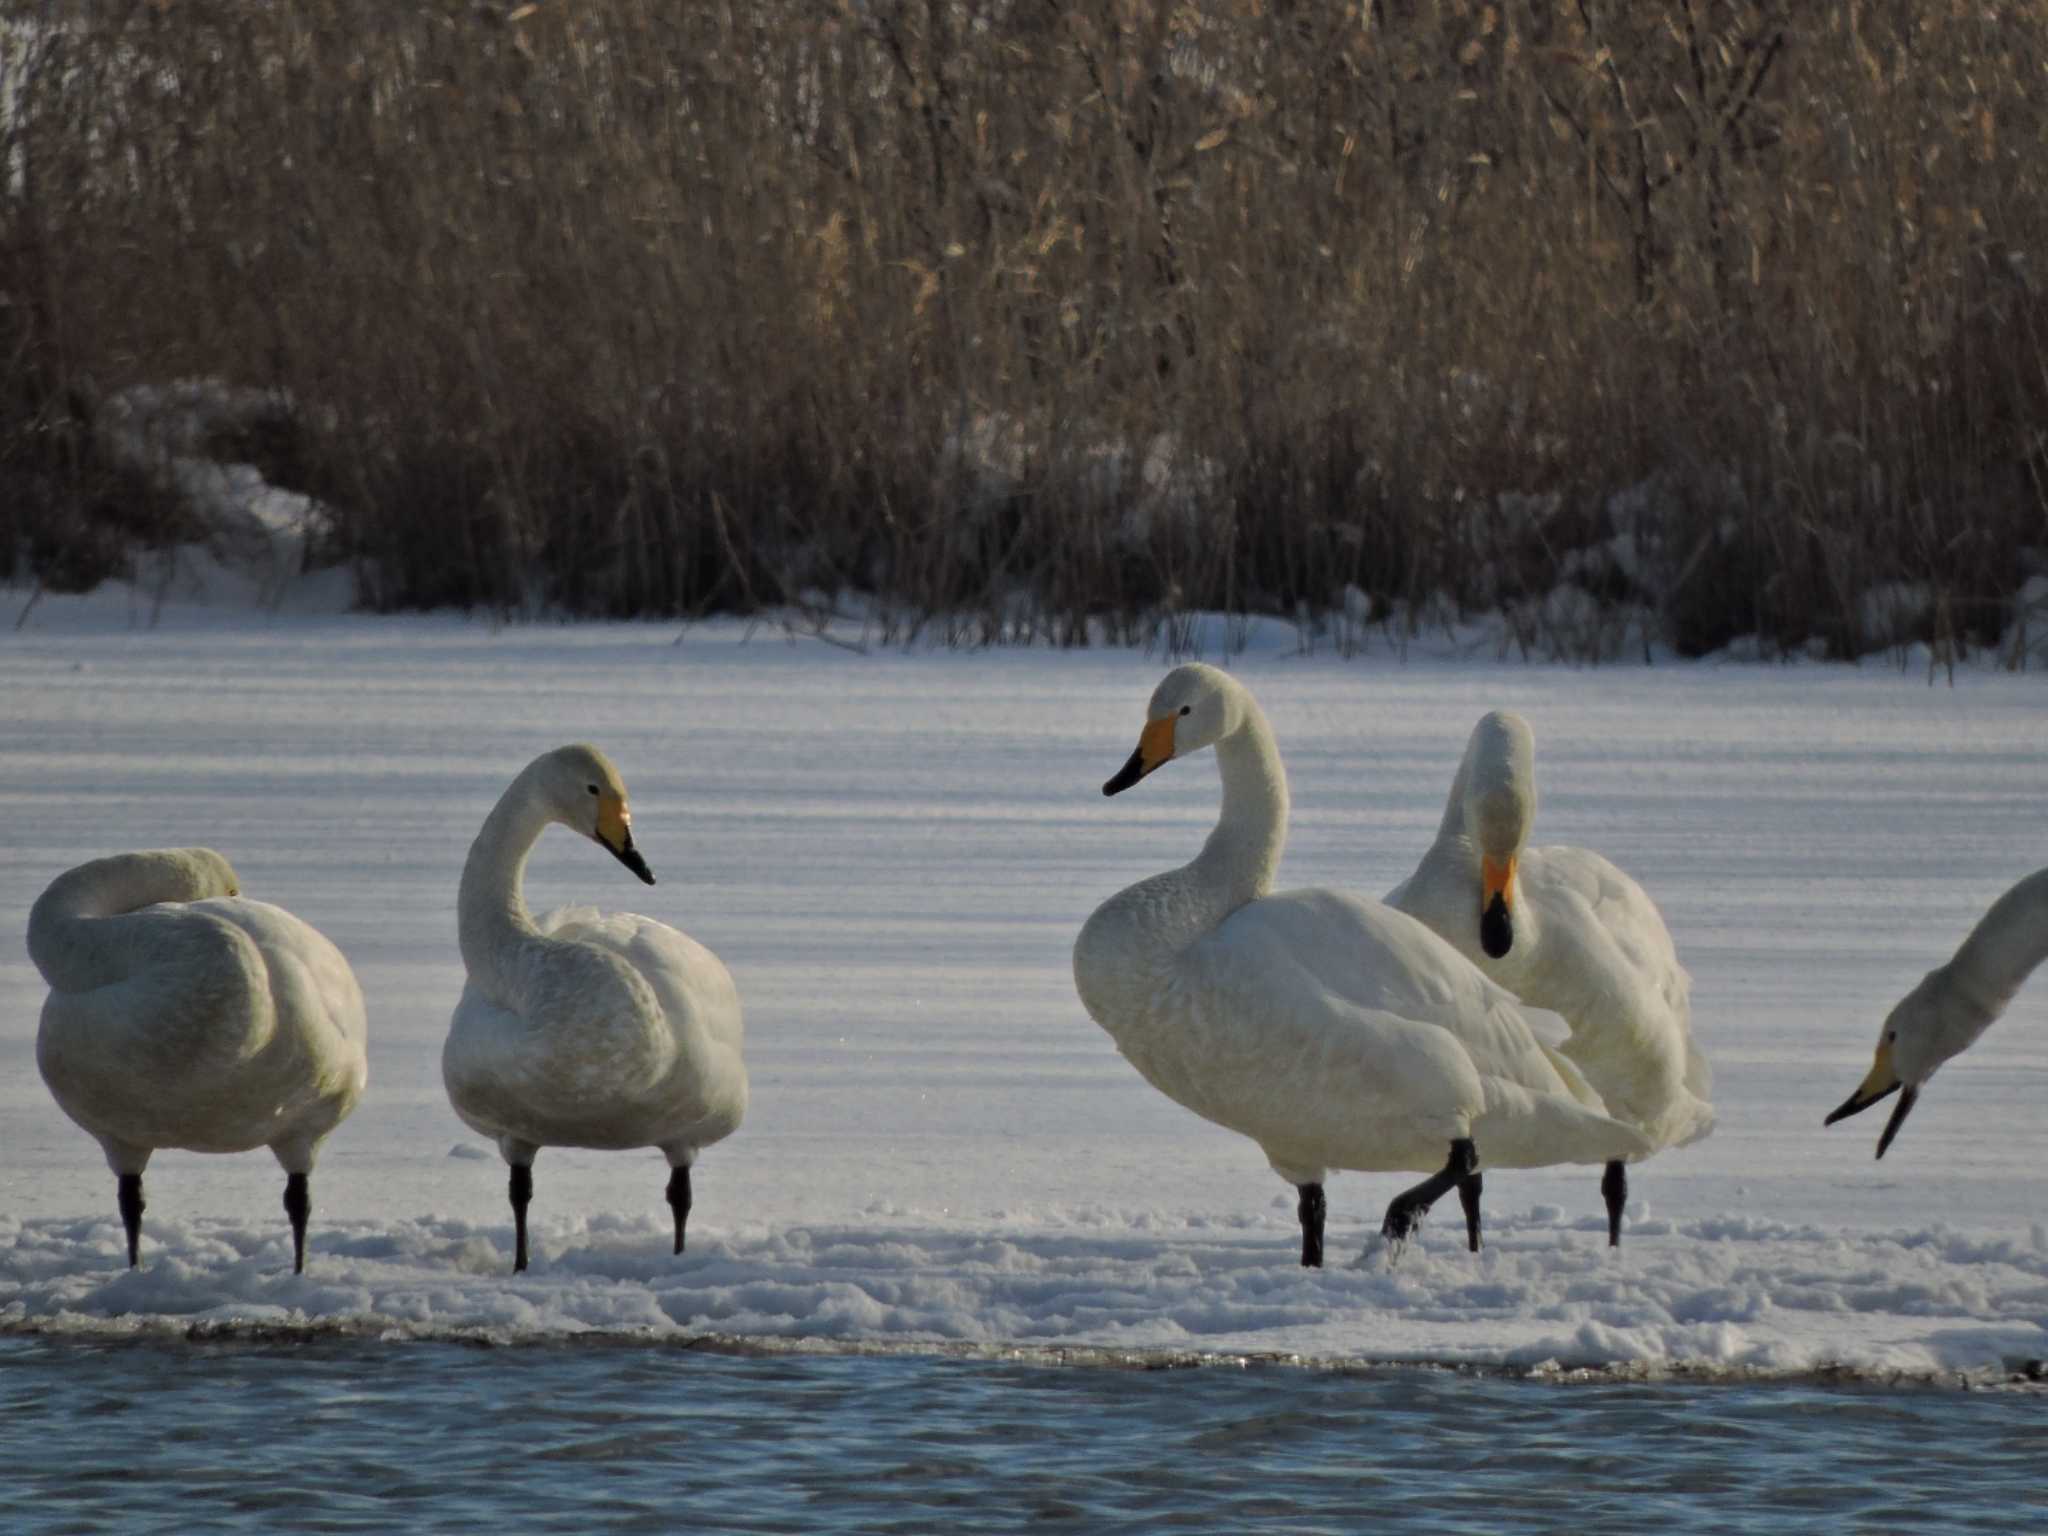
4,568,2048,1380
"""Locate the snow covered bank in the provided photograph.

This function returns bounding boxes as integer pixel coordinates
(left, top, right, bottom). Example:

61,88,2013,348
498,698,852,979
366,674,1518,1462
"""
3,593,2047,1377
5,1205,2045,1382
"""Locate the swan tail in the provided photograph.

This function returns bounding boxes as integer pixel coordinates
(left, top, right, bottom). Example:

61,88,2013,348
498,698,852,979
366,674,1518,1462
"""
1475,1080,1653,1169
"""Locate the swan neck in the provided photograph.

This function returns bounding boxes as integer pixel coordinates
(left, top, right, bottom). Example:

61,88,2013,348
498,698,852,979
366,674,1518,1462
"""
459,780,553,979
1194,705,1288,907
27,851,218,992
1946,867,2048,1017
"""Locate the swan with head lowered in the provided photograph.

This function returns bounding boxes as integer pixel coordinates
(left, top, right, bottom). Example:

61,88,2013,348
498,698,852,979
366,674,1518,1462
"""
1826,866,2048,1158
1073,666,1649,1264
29,848,367,1273
445,744,745,1271
1386,710,1712,1246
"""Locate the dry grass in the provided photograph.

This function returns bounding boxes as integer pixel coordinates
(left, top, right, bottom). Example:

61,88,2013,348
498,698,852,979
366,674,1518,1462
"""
3,0,2045,654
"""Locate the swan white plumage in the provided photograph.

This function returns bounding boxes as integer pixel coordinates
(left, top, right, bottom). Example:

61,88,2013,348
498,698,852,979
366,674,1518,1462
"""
443,744,746,1271
29,847,368,1273
1073,665,1650,1264
1826,866,2048,1158
1386,710,1712,1246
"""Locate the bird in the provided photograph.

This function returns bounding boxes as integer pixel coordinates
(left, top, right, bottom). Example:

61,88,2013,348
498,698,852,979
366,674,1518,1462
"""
1826,866,2048,1158
1387,710,1712,1246
28,847,368,1274
443,744,746,1272
1072,665,1649,1265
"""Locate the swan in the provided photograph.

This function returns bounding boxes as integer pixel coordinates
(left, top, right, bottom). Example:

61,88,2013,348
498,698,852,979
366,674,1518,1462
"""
1073,665,1649,1264
29,847,368,1273
1386,710,1712,1246
444,744,746,1272
1826,866,2048,1157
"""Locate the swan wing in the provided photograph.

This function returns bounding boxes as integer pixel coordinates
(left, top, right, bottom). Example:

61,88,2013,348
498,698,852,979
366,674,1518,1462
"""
445,907,745,1153
1167,890,1645,1175
1518,845,1713,1148
37,898,364,1161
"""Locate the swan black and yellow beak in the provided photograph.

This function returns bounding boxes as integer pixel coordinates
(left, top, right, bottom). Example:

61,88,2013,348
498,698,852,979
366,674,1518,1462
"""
596,795,657,885
1479,853,1516,960
1824,1041,1917,1158
1104,716,1176,796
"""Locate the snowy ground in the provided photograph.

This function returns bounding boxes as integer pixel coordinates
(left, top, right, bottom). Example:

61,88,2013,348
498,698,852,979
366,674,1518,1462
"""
4,568,2047,1378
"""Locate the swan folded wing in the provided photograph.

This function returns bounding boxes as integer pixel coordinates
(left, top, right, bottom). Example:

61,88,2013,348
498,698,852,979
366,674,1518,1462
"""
36,907,295,1154
546,905,748,1144
1524,846,1693,1023
445,913,708,1149
1193,891,1647,1172
1226,891,1597,1093
548,907,746,1055
1518,848,1712,1146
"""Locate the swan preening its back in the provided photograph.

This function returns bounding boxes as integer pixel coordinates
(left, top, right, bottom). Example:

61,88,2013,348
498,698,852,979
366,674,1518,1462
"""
443,744,747,1271
1074,665,1649,1264
29,848,367,1273
1827,866,2048,1158
1387,710,1713,1245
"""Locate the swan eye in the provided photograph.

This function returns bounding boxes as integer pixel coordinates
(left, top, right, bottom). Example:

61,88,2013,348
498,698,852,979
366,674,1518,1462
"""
586,784,600,796
1887,1030,1897,1043
1179,705,1191,717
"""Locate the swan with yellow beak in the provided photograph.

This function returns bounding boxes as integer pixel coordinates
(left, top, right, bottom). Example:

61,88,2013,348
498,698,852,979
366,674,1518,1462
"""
1826,866,2048,1158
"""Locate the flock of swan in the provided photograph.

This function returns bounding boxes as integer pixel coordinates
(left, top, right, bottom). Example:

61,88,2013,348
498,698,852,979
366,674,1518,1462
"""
24,664,2046,1278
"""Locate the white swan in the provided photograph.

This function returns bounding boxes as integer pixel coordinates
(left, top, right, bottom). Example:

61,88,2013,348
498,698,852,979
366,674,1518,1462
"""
444,744,746,1271
1073,665,1649,1264
1386,710,1712,1246
1826,866,2048,1157
29,847,368,1273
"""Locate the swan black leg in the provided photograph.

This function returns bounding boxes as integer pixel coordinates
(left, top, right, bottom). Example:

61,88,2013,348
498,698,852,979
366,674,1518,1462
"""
1456,1168,1484,1253
1297,1183,1326,1268
116,1173,145,1269
666,1165,692,1256
283,1172,311,1274
1382,1139,1480,1248
1601,1160,1627,1248
509,1163,534,1273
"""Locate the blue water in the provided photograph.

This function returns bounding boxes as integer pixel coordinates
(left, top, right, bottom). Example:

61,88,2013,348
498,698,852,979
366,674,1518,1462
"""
0,1337,2041,1533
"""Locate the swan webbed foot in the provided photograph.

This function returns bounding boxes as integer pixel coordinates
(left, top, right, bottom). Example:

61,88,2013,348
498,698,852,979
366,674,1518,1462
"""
1601,1160,1627,1248
665,1165,692,1256
283,1172,311,1274
509,1163,534,1273
1381,1139,1480,1253
1296,1182,1326,1268
116,1173,145,1269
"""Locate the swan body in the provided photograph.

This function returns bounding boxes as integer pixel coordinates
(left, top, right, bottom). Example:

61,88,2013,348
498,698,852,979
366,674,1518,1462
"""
1826,866,2048,1158
443,744,746,1270
1387,710,1710,1243
29,847,367,1271
1074,666,1649,1262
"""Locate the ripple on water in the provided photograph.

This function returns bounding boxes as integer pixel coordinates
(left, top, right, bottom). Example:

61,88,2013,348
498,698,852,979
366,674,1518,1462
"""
0,1338,2041,1534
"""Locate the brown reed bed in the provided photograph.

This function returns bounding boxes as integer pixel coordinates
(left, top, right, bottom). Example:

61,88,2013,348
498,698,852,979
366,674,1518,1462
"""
2,1,2043,657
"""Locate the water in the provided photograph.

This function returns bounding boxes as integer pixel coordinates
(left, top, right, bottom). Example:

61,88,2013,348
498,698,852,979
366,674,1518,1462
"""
0,1338,2040,1533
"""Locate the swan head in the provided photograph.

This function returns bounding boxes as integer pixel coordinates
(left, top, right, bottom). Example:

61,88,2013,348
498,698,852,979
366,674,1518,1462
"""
532,744,656,885
1457,711,1536,959
1824,968,1953,1158
1103,664,1246,795
174,847,242,901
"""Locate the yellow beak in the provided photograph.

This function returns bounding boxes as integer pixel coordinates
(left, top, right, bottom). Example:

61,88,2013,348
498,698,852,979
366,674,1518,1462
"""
595,794,656,884
1103,715,1177,796
1824,1039,1917,1157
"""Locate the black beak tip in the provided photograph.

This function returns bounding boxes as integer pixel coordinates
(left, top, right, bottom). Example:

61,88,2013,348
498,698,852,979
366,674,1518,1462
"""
609,840,657,885
1824,1077,1899,1129
1102,746,1149,797
1874,1086,1918,1160
1479,895,1513,960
